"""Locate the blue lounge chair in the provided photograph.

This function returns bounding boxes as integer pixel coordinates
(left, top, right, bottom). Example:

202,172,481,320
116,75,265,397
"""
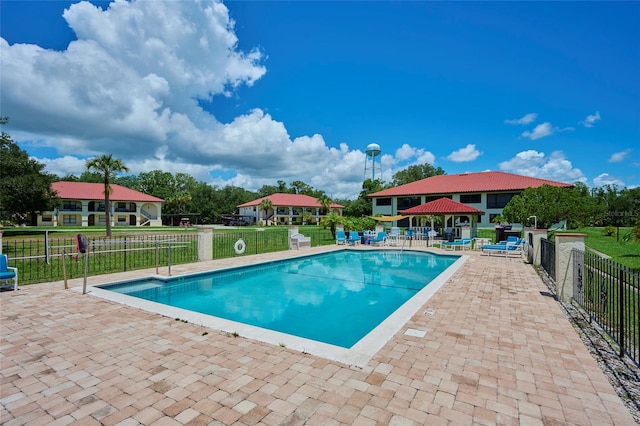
348,231,361,245
336,230,347,245
370,231,387,246
482,237,524,257
0,254,18,291
442,238,472,251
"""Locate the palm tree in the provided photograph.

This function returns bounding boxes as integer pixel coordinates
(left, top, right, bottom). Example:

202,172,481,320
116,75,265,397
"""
317,194,332,215
259,198,273,225
302,211,313,225
320,212,345,239
85,154,129,237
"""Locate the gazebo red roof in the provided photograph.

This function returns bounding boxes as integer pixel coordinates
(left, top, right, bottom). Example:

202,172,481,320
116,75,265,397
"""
400,197,485,215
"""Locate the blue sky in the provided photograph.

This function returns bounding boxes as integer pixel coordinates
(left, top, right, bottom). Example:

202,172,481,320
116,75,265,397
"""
1,1,638,199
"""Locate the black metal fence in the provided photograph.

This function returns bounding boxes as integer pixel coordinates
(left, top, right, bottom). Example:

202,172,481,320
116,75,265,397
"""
2,233,199,285
2,227,338,286
573,249,639,366
540,238,555,280
210,227,335,259
212,229,290,258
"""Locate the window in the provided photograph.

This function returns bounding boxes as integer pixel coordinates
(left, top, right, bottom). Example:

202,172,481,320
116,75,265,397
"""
62,201,81,211
460,194,481,204
397,197,421,210
489,213,501,224
486,193,518,209
63,216,77,225
42,215,52,222
375,198,391,206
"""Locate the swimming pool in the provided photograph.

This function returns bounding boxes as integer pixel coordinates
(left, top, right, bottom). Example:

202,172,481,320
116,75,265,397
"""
91,249,465,365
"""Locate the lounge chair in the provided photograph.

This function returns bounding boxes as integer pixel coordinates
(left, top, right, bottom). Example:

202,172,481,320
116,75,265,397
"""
442,238,472,251
370,231,387,246
482,237,524,257
348,231,361,245
336,230,347,245
0,254,18,291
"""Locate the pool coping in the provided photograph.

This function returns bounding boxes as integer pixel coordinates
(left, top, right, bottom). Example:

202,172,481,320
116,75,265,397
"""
83,250,467,367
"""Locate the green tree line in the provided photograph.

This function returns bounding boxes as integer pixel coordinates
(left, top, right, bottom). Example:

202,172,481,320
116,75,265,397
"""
1,129,638,239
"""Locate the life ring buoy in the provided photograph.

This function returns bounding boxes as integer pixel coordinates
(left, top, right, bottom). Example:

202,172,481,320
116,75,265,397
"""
234,239,246,255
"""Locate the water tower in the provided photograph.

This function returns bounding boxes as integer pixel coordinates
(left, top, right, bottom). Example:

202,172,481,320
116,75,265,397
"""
364,143,382,181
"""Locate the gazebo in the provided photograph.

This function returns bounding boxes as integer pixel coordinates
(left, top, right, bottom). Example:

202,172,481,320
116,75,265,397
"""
400,197,485,240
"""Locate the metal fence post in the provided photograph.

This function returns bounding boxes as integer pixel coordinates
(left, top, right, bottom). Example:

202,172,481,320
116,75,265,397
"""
618,270,625,358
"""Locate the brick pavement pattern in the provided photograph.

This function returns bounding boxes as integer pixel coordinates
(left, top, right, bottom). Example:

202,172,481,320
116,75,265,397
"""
1,247,636,425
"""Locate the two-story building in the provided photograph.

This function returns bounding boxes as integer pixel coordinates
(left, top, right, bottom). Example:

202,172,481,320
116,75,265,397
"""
237,193,344,225
368,171,573,228
37,182,164,227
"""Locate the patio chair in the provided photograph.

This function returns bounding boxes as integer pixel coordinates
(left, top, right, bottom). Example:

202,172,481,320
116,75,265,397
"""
387,227,401,246
348,231,361,245
370,231,387,246
482,238,524,257
442,238,472,251
0,254,18,291
335,230,347,245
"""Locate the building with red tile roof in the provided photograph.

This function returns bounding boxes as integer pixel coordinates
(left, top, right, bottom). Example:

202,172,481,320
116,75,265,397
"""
369,171,572,228
238,193,344,226
36,182,164,227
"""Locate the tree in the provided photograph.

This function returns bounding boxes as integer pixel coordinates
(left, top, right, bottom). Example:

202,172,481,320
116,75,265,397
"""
501,184,580,229
302,211,313,225
290,180,313,195
320,212,345,239
317,194,333,215
85,154,129,236
391,164,445,186
0,132,59,224
259,198,273,225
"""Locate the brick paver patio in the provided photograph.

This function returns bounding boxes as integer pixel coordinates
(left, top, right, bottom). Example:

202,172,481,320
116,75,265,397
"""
1,246,636,425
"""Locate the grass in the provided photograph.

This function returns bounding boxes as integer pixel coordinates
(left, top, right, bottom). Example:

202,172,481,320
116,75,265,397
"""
561,227,640,272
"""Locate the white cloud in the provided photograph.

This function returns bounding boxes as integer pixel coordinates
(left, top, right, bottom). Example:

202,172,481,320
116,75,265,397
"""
395,144,419,161
504,113,537,125
37,155,88,177
499,150,585,183
446,144,481,162
582,111,601,128
521,122,554,140
593,173,624,187
0,1,381,199
608,149,631,163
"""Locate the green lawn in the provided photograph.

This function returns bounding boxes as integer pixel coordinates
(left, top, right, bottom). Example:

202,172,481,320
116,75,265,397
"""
562,227,640,271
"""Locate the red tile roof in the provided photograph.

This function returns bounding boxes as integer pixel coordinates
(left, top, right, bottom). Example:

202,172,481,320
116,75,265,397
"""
369,171,573,197
52,182,164,202
238,193,344,209
401,198,485,215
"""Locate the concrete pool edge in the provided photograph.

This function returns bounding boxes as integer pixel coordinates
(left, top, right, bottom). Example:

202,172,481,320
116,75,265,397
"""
82,252,468,367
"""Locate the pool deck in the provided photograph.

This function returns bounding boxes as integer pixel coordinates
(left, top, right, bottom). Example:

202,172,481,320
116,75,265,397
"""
1,245,637,425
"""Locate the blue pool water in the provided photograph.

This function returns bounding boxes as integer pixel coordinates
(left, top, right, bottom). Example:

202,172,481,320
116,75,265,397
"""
98,250,458,348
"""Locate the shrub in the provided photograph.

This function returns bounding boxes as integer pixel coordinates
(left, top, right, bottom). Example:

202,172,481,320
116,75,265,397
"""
602,225,616,236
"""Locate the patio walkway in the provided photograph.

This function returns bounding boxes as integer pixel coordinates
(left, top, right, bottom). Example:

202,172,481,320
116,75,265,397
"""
1,247,636,425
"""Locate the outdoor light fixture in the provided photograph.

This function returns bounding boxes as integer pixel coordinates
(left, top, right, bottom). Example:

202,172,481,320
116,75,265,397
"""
528,215,537,229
